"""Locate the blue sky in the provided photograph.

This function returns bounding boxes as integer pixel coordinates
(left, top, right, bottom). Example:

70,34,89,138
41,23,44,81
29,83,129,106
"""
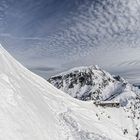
1,0,140,84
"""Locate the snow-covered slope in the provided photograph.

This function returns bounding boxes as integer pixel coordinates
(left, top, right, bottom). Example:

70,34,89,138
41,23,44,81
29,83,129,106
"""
0,44,140,140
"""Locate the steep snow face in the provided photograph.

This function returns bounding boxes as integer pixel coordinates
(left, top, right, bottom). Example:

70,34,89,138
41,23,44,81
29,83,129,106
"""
48,66,136,103
0,44,64,140
0,44,140,140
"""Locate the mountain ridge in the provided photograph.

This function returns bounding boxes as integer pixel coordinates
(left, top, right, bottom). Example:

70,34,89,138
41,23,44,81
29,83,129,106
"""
48,65,138,104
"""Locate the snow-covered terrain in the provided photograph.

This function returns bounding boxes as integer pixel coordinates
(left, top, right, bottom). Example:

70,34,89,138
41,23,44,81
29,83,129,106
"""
48,65,140,139
0,44,140,140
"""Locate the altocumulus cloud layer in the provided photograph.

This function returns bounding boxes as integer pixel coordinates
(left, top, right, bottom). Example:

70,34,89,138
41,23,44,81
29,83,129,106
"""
1,0,140,83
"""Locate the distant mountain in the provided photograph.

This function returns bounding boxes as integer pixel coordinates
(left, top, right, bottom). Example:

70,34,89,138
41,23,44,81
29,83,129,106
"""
48,66,136,103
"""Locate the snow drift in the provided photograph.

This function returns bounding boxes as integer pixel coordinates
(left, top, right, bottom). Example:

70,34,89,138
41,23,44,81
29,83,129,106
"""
0,44,140,140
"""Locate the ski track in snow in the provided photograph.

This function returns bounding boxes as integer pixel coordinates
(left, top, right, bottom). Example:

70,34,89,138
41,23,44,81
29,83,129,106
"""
58,109,110,140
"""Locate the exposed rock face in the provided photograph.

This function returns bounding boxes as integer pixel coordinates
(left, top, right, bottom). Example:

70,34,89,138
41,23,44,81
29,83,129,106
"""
48,65,128,101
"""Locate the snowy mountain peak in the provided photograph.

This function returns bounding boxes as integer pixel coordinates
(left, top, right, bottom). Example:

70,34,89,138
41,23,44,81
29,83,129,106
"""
48,65,138,104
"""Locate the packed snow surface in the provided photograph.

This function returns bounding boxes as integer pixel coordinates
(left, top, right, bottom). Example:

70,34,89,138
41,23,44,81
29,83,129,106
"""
0,44,140,140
